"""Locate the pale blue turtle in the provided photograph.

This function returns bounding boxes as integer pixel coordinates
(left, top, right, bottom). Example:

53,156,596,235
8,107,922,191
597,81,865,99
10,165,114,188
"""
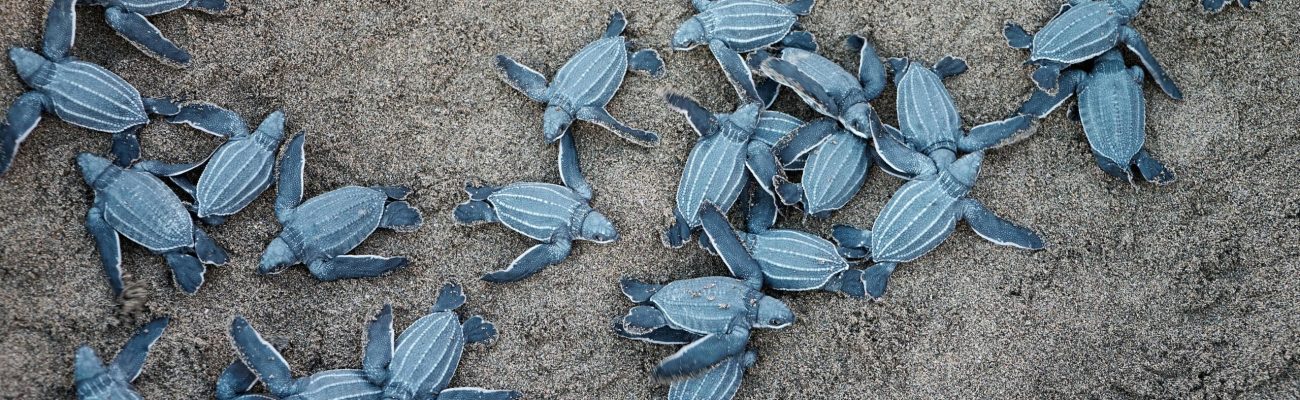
831,128,1044,299
700,189,849,292
78,0,230,66
754,35,888,138
620,202,794,379
258,133,424,282
1,0,232,176
453,180,617,283
1003,0,1182,99
1017,49,1175,184
218,283,519,400
672,0,817,103
74,317,169,400
162,108,291,225
78,153,228,295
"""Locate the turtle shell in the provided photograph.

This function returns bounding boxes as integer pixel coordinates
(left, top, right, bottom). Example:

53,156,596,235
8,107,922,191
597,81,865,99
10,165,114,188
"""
386,312,464,398
194,134,279,219
280,186,387,262
1030,1,1122,64
99,169,194,252
549,37,629,110
797,129,869,216
651,277,756,334
486,183,586,241
895,62,961,152
1077,64,1145,166
749,111,802,148
675,124,751,228
45,61,147,133
747,229,849,291
696,0,798,52
869,176,965,263
292,369,383,399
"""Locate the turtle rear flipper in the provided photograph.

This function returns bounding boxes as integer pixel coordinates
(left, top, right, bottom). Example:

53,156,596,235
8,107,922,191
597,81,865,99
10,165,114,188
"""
453,200,497,225
110,129,141,167
165,252,207,294
307,255,408,281
823,269,867,298
462,315,498,344
432,281,467,312
862,262,897,300
780,30,817,52
1134,149,1175,185
603,9,627,38
167,102,248,138
932,56,969,79
619,277,662,304
785,0,815,15
104,7,191,67
363,305,393,385
654,329,749,380
629,49,665,78
831,224,872,259
436,388,523,400
193,227,229,265
379,201,422,232
773,175,803,206
663,209,693,249
1002,22,1033,49
481,239,573,283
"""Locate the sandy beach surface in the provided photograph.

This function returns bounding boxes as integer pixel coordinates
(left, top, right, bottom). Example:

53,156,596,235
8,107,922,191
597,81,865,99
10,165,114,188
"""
0,0,1297,398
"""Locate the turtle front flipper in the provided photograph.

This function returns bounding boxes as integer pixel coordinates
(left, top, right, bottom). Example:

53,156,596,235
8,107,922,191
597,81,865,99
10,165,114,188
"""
577,106,660,147
1133,149,1175,185
654,327,750,380
42,0,75,60
698,202,763,288
492,55,551,103
363,305,394,385
1118,27,1182,100
0,92,51,175
104,7,191,67
306,255,409,281
961,198,1045,250
664,92,716,138
1016,69,1086,118
274,133,307,222
744,142,782,197
215,360,259,400
229,317,296,398
848,35,886,100
709,41,762,103
379,201,423,232
110,316,170,382
86,205,126,295
746,183,779,233
759,56,841,117
164,251,207,294
613,322,699,345
481,238,573,283
462,315,498,344
167,101,248,138
557,132,594,201
775,118,834,166
872,124,936,180
435,387,523,400
958,114,1034,153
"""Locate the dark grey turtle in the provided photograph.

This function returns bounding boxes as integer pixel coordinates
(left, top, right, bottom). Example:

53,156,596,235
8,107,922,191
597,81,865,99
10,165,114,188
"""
667,350,756,400
754,35,888,138
74,317,169,400
1017,49,1175,184
700,189,849,292
162,108,290,225
885,56,1034,166
1201,0,1253,12
672,0,817,103
452,180,617,283
621,202,793,379
78,153,229,295
1,0,232,176
1003,0,1182,99
79,0,230,66
258,133,424,281
830,128,1044,299
218,283,520,400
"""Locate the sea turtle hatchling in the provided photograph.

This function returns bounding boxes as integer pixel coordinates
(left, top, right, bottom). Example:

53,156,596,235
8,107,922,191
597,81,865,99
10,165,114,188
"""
452,180,618,283
1003,0,1182,100
672,0,817,102
74,317,169,400
162,107,290,225
78,0,230,66
258,133,424,282
217,282,520,400
78,152,229,295
831,128,1044,299
620,202,794,379
1016,49,1175,184
0,0,231,176
699,189,849,292
754,35,888,139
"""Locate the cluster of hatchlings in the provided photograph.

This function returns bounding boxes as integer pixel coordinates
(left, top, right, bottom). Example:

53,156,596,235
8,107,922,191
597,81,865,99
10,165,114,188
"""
0,0,1249,398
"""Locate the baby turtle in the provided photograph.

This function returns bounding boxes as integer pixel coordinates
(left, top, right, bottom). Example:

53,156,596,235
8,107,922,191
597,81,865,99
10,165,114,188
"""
1003,0,1182,99
74,317,169,400
218,283,520,400
673,0,817,102
0,0,229,176
1017,49,1176,184
664,94,782,248
622,202,794,379
772,118,873,218
165,108,290,225
887,56,1034,162
700,189,849,292
668,350,756,400
79,0,230,66
755,35,888,138
78,153,229,295
494,10,665,147
1201,0,1252,12
452,180,618,283
831,129,1044,299
258,133,424,281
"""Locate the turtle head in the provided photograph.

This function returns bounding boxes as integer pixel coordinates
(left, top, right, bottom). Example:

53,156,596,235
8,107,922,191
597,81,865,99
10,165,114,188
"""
578,209,618,243
72,346,105,383
542,105,574,143
842,103,880,138
9,47,47,87
946,150,984,188
1110,0,1145,19
671,18,706,50
257,238,296,274
753,296,794,329
76,153,112,186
